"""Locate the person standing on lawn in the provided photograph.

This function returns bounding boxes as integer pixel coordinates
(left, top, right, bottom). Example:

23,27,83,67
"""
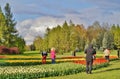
84,44,96,74
117,48,120,58
41,50,48,64
104,48,110,62
50,47,56,64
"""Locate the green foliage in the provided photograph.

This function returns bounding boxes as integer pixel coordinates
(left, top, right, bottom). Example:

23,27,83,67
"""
15,36,25,53
102,31,114,49
0,7,6,45
33,36,43,51
0,3,25,53
111,24,120,49
33,20,87,53
96,32,104,49
33,20,120,53
87,21,102,42
3,3,17,47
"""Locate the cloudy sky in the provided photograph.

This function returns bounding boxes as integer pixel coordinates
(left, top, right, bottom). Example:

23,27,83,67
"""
0,0,120,45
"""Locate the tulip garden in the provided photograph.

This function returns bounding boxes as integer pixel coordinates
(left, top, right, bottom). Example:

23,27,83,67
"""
0,51,118,79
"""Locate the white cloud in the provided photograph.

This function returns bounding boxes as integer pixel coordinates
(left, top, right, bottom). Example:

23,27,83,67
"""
16,16,66,45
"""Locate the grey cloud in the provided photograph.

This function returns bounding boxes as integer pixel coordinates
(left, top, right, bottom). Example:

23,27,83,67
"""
63,9,81,15
81,0,120,9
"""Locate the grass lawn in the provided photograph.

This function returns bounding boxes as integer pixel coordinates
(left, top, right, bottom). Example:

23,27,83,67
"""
41,59,120,79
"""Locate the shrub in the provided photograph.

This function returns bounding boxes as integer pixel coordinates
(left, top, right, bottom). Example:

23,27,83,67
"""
9,47,19,54
0,46,20,54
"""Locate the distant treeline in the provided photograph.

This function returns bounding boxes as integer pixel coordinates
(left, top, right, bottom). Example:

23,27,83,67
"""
27,20,120,54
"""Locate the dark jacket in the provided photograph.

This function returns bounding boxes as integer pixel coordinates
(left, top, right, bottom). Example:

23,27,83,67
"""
85,44,96,61
42,51,48,56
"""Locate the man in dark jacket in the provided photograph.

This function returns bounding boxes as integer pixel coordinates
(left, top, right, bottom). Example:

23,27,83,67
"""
85,44,96,74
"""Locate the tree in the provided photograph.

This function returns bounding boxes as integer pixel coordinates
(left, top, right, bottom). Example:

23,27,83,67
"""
91,38,96,48
0,6,6,45
87,21,101,42
86,21,108,50
15,36,25,53
44,27,50,50
0,3,26,53
73,24,86,50
102,31,114,49
4,3,17,47
111,24,120,49
69,20,75,27
33,36,43,51
96,33,104,50
30,44,35,51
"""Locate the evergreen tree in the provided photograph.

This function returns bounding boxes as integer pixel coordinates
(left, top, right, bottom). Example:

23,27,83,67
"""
0,3,26,53
4,3,17,47
96,33,104,50
102,31,114,49
69,20,75,27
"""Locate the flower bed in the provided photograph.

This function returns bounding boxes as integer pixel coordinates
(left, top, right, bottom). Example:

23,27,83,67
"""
73,55,118,65
0,55,118,66
0,62,109,79
0,56,85,66
61,56,84,59
0,56,5,58
0,63,85,78
73,58,107,65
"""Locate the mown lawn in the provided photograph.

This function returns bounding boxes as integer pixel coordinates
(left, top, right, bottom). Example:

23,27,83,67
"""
41,59,120,79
